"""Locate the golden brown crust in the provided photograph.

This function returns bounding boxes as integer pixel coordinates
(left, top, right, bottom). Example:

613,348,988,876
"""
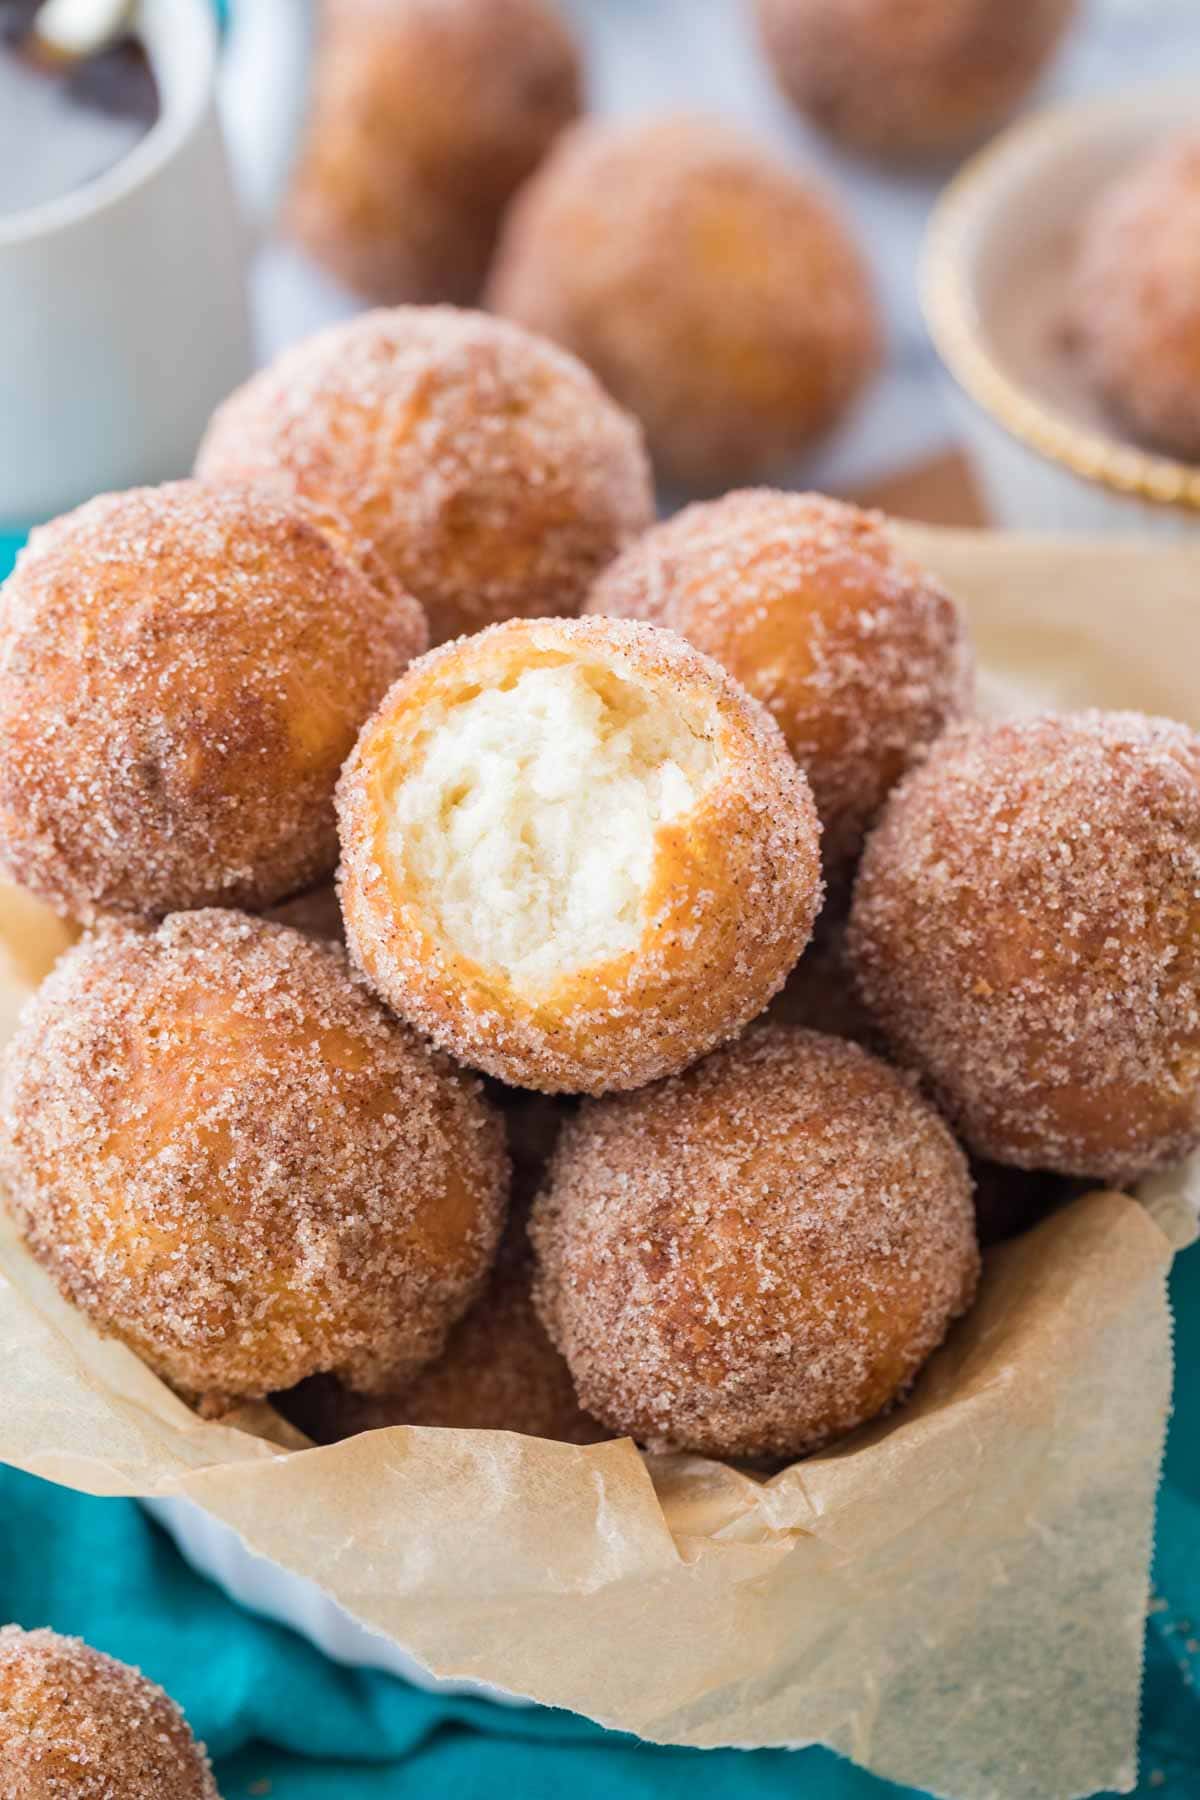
280,1202,606,1445
0,911,508,1408
281,1089,603,1443
289,0,581,305
0,1627,218,1799
0,482,426,924
485,114,879,491
337,616,824,1093
196,307,654,646
769,921,1085,1254
530,1025,978,1460
1070,132,1200,463
587,491,973,871
848,711,1200,1182
754,0,1077,159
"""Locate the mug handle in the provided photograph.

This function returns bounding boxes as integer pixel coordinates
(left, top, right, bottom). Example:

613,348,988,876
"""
216,0,316,242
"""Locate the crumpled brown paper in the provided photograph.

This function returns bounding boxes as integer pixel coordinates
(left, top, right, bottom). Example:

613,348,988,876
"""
0,528,1196,1800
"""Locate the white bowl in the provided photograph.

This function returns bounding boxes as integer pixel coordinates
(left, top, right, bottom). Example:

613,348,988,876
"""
143,1494,526,1704
922,86,1200,534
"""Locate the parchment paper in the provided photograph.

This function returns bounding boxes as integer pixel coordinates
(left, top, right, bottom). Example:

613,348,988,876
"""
0,529,1197,1800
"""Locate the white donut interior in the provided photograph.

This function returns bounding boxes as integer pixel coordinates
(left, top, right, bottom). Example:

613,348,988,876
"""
388,660,719,987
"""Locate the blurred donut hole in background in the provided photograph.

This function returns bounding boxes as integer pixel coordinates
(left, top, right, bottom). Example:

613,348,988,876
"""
252,0,1200,504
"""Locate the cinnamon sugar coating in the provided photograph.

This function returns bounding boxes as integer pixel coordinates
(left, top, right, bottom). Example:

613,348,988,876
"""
770,920,1071,1246
0,912,508,1409
279,1089,602,1443
0,482,425,924
486,115,879,491
848,711,1200,1182
0,1626,217,1799
337,616,823,1094
196,307,653,646
754,0,1077,159
1070,132,1200,462
588,492,972,871
289,0,581,305
530,1025,978,1460
281,1201,606,1446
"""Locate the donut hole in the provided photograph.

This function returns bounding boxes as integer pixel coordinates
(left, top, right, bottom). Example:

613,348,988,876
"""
387,659,719,986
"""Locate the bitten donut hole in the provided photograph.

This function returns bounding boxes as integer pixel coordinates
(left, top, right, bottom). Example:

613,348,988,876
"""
389,659,719,985
339,614,823,1092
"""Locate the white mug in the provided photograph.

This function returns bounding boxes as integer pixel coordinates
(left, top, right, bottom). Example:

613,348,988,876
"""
0,0,313,530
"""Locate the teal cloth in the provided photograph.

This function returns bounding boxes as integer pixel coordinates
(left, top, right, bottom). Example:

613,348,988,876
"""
0,1243,1195,1798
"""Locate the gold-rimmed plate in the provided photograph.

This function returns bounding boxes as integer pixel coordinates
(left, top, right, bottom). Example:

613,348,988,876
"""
923,87,1200,531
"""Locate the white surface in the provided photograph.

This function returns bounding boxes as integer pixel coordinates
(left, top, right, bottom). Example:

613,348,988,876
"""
252,0,1200,494
144,1493,527,1703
